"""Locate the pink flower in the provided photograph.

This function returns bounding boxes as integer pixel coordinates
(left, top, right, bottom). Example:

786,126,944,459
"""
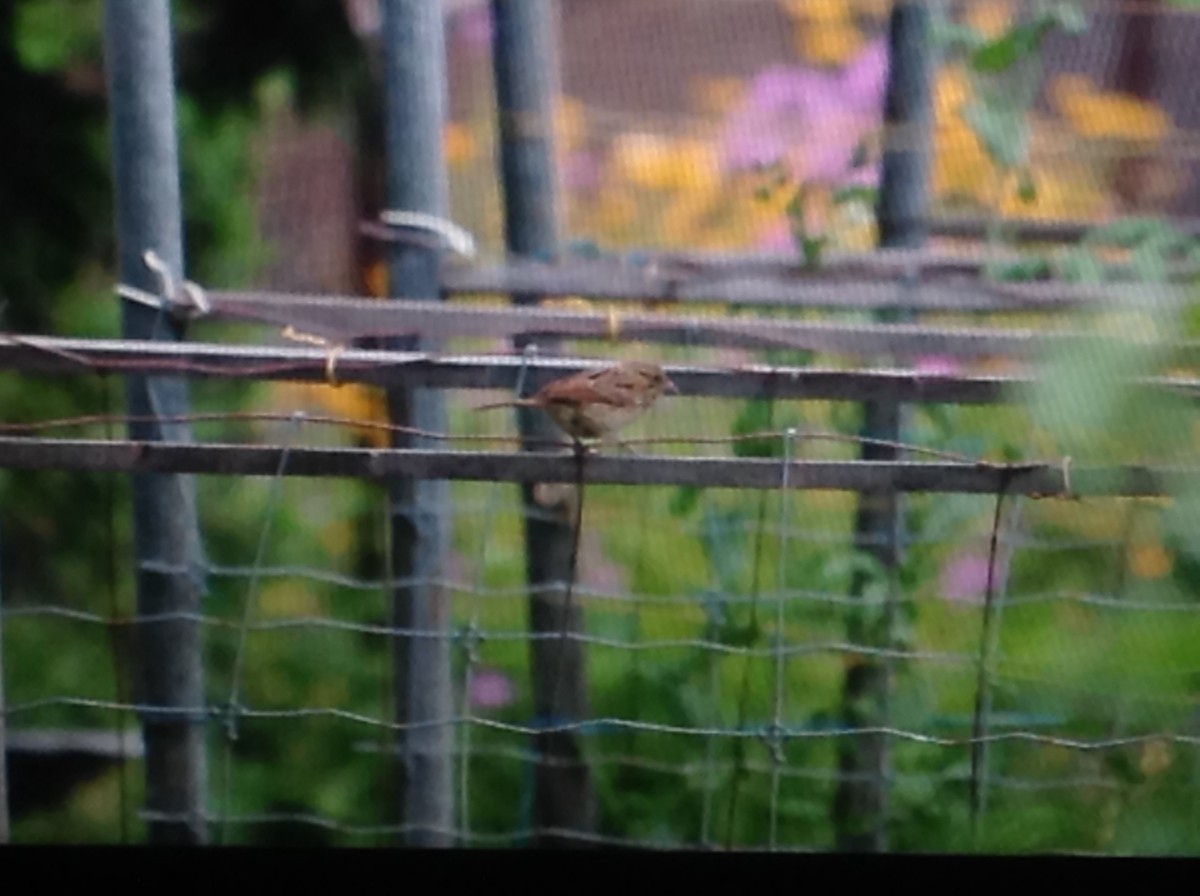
940,553,1004,604
839,39,889,113
452,5,493,56
468,668,515,710
561,149,602,194
915,355,962,377
719,40,887,187
756,219,796,253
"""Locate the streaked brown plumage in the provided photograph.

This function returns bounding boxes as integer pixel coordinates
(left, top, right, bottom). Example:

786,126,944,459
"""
474,360,677,441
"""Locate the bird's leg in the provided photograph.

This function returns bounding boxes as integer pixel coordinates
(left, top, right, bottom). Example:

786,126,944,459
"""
571,437,598,457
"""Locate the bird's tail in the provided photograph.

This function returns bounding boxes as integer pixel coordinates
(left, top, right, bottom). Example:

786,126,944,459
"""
473,398,538,412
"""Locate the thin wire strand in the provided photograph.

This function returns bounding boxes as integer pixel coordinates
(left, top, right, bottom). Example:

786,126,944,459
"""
219,413,301,845
100,375,131,844
768,428,797,851
458,350,533,845
10,695,1200,749
970,479,1014,841
723,396,776,850
0,406,1007,464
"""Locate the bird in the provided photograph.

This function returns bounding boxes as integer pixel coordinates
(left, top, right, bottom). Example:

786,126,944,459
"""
474,359,678,442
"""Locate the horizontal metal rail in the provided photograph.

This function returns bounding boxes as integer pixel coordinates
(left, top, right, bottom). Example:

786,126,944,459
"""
0,436,1183,495
439,257,1189,311
4,335,1198,404
181,292,1200,361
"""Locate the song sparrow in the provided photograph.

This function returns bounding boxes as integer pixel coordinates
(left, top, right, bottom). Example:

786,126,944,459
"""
474,360,678,441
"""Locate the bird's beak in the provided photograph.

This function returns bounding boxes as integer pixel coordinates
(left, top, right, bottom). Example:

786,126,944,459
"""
664,378,679,395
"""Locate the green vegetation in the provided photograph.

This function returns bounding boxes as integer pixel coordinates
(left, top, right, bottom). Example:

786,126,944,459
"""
3,0,1199,853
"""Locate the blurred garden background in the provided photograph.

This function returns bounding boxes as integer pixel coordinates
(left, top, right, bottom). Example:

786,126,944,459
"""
4,0,1200,851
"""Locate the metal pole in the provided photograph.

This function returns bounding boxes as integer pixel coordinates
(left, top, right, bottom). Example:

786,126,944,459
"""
834,1,932,852
491,0,596,845
0,522,9,844
381,0,455,846
102,0,207,845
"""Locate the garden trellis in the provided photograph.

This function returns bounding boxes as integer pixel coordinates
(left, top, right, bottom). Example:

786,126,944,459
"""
3,0,1200,852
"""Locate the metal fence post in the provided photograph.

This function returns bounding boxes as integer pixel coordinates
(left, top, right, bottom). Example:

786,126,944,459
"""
491,0,597,846
0,522,8,844
834,0,932,852
102,0,208,845
381,0,455,847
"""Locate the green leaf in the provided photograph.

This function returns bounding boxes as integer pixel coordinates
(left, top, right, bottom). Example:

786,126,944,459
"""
1017,168,1038,204
698,507,749,588
969,7,1084,73
962,100,1029,168
801,235,828,268
1084,217,1174,249
969,30,1029,73
1180,301,1200,339
833,185,878,207
668,486,701,518
15,0,103,71
731,399,780,458
719,617,763,649
1131,241,1169,283
1054,248,1105,283
823,551,889,590
985,255,1052,282
1025,333,1162,461
969,21,1049,73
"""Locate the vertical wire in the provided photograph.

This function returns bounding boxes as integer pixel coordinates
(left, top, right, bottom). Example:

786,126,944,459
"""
969,477,1016,844
679,325,722,849
459,350,534,845
377,488,396,846
971,495,1024,838
101,374,131,843
218,412,303,844
768,428,797,850
723,398,777,848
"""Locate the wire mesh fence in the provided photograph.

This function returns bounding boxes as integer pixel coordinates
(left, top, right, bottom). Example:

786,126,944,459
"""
4,0,1200,853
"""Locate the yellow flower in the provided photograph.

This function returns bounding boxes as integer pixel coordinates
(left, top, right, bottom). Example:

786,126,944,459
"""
935,66,971,119
934,118,999,203
1130,543,1172,580
591,186,639,235
308,383,390,448
784,0,852,23
997,166,1107,221
444,121,477,166
611,133,720,193
796,21,864,66
1052,74,1170,142
556,95,588,151
661,187,719,244
965,0,1014,39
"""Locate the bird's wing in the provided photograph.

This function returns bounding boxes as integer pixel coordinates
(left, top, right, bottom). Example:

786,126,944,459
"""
583,367,643,407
